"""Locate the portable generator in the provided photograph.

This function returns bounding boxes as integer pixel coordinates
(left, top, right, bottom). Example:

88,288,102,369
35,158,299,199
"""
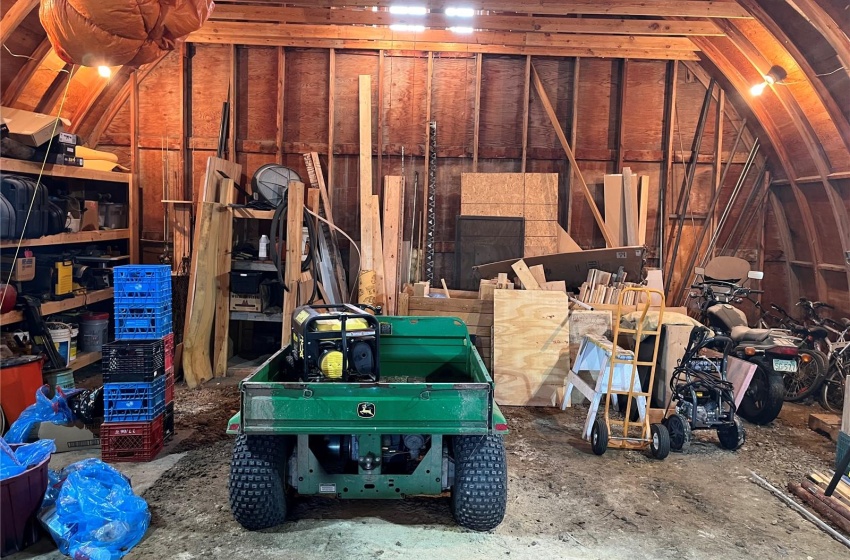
289,304,380,382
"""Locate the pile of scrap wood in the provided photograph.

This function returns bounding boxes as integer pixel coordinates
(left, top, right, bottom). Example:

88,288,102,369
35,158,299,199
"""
603,168,650,247
788,470,850,535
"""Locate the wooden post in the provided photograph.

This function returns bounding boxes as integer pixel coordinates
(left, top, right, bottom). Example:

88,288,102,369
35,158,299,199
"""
383,176,404,315
359,75,374,273
472,53,482,172
377,50,384,197
228,44,237,161
282,181,305,341
520,55,531,174
276,47,285,165
213,179,237,378
371,196,386,308
327,48,335,202
531,64,615,247
130,69,140,264
567,57,580,233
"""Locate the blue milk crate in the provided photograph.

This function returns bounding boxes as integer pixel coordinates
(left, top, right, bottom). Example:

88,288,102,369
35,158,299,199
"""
113,286,172,309
104,375,166,422
113,265,172,300
115,307,173,340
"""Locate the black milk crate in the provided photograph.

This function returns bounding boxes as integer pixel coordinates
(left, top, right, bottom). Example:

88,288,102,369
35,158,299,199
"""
164,401,174,441
102,339,166,383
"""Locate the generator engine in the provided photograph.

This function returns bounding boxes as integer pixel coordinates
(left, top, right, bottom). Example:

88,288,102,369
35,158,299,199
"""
290,304,380,382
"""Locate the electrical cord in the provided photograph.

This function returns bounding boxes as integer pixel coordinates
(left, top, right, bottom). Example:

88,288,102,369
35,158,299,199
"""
270,195,319,304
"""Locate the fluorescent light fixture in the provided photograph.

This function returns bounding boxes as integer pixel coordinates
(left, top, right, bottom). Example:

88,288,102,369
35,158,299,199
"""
389,6,427,15
389,23,425,32
448,26,474,33
446,7,474,17
97,65,112,78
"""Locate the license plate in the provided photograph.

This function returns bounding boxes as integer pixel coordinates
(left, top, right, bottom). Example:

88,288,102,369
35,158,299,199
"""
773,359,797,373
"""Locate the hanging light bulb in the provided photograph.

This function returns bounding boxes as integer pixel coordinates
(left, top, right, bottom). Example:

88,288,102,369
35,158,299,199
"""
97,65,112,78
750,81,767,96
749,65,787,96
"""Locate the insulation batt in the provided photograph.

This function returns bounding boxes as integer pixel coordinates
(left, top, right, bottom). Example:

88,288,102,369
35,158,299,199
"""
39,0,214,67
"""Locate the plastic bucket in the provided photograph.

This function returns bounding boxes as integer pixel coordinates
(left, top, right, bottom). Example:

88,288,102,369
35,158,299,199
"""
46,323,71,367
79,312,109,352
68,323,79,362
0,355,44,426
0,446,50,556
43,368,74,398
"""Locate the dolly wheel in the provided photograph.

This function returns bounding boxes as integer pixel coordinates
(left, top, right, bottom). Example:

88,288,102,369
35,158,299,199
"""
451,435,507,532
649,424,670,460
591,418,608,456
717,417,746,450
229,434,290,531
665,414,691,452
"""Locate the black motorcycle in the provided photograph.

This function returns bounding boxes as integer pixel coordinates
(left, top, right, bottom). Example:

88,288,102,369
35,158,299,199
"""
689,258,798,425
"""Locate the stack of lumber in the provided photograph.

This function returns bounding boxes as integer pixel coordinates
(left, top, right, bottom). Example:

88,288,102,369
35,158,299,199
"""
460,173,560,257
603,169,650,247
577,268,644,306
788,471,850,535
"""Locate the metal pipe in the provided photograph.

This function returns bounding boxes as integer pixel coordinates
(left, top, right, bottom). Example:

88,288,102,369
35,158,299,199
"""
720,166,767,256
664,79,716,293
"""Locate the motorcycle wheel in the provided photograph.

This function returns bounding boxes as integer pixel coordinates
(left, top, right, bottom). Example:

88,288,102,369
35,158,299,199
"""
738,358,785,425
818,363,847,414
783,349,827,402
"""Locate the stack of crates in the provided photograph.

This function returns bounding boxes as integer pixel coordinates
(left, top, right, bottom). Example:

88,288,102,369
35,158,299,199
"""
100,265,175,463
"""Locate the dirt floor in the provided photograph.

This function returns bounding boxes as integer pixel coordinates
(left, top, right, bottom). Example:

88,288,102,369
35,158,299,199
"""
11,378,849,560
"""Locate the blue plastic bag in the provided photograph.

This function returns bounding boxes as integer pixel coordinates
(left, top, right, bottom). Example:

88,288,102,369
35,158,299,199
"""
44,459,150,560
0,437,24,480
5,385,74,443
14,439,56,468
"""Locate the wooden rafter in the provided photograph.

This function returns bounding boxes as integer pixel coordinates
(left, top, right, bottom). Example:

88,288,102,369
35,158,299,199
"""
1,38,52,107
210,5,725,35
696,40,829,303
784,0,850,77
0,0,38,43
35,64,74,115
220,1,751,18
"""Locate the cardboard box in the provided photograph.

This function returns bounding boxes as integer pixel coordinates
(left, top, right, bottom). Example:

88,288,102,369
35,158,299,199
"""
0,256,35,281
80,200,99,231
230,285,270,313
0,106,70,147
37,421,100,452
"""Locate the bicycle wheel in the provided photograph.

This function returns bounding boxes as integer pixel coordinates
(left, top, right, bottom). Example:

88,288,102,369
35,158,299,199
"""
783,349,827,402
819,362,847,414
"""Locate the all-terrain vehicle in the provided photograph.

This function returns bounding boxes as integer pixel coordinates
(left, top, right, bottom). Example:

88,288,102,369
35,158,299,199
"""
226,305,509,532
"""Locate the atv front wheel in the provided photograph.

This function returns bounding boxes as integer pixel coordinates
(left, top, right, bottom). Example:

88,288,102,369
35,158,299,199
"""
451,435,507,532
229,434,291,531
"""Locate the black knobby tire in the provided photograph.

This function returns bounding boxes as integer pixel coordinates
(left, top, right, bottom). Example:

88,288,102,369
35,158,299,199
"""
591,418,609,456
783,349,827,402
451,435,508,532
665,413,691,452
819,364,847,414
738,358,785,425
717,417,746,450
649,424,670,460
229,434,291,531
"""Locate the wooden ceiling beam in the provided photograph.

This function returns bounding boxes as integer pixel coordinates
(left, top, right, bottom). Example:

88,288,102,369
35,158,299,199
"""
0,0,38,43
216,0,751,18
1,37,51,106
737,0,850,156
784,0,850,77
210,5,725,36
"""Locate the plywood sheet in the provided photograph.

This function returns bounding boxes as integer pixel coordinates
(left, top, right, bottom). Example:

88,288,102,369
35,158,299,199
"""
479,56,524,151
191,44,231,138
237,46,278,141
431,56,475,152
284,49,329,146
493,290,570,407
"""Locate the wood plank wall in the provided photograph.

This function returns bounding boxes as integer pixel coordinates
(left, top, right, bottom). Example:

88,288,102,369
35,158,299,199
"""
92,46,770,302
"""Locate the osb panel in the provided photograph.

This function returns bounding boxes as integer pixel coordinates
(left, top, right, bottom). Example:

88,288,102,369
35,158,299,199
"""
479,56,524,151
524,173,558,205
524,221,558,237
524,205,557,221
569,160,613,248
383,55,428,151
190,44,231,139
524,237,558,257
236,47,278,142
431,56,475,153
139,50,181,139
575,59,616,151
528,58,573,153
460,172,522,204
335,52,378,148
800,182,844,264
772,186,811,261
461,204,524,217
622,61,666,152
284,49,329,147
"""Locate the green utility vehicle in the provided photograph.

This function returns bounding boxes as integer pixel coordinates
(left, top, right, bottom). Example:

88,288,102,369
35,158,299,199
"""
226,305,509,532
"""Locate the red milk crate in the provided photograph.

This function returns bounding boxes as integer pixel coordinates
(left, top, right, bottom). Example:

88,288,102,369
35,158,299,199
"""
165,367,174,403
163,332,174,371
101,415,164,463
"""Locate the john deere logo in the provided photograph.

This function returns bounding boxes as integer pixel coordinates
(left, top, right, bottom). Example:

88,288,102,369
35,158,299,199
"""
357,402,376,418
